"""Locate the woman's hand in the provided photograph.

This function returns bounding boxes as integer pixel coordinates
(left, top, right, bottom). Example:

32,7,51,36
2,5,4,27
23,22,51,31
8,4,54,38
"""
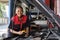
18,31,24,35
10,29,23,35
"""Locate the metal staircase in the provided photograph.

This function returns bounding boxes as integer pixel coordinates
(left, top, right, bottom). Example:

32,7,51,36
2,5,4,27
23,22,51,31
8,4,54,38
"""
26,0,60,27
26,0,60,40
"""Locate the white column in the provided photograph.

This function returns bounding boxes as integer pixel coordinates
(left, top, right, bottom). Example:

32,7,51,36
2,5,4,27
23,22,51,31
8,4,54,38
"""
57,0,60,16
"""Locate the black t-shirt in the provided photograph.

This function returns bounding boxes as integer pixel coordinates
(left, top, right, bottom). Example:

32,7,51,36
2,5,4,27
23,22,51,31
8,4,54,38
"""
8,15,30,37
8,16,30,31
8,19,29,31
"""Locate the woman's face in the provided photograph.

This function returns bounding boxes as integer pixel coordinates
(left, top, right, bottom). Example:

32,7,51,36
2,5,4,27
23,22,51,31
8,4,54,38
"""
16,7,23,17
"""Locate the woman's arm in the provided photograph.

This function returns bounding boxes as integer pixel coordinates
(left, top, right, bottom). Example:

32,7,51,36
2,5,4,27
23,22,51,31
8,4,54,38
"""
10,29,23,35
25,27,29,37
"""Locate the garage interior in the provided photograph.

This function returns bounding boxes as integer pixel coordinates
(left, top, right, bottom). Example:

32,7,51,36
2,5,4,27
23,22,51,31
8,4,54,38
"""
0,0,60,40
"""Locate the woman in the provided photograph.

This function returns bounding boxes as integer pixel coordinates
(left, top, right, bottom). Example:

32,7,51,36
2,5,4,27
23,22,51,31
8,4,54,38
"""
8,6,29,37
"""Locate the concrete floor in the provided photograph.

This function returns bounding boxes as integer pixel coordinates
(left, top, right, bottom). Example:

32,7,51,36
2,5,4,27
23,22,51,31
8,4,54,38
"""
3,36,41,40
12,37,41,40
